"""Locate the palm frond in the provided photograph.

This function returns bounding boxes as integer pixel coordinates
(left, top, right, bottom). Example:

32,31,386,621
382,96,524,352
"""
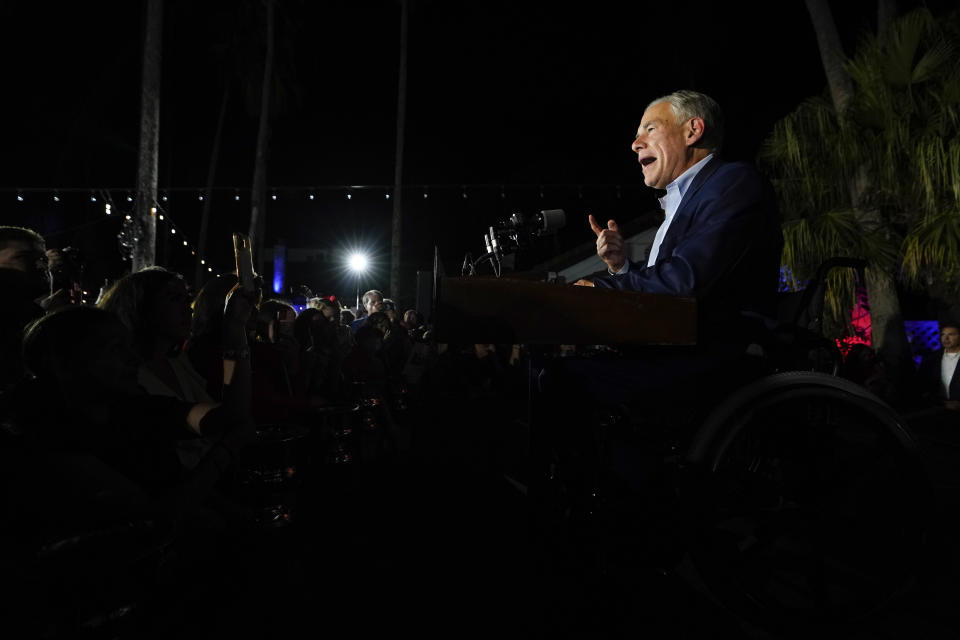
765,8,960,334
883,8,934,85
901,208,960,287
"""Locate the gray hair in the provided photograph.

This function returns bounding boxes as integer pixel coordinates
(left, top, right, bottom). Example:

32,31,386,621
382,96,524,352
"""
646,90,724,153
362,289,384,304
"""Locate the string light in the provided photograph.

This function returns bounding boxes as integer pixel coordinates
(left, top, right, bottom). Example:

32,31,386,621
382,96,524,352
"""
3,184,636,206
201,259,205,265
208,267,212,272
4,189,207,267
2,185,634,269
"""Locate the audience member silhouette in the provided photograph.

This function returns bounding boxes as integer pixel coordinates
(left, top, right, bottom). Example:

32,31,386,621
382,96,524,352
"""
98,267,223,468
295,304,348,401
98,267,209,402
0,226,50,390
9,307,254,528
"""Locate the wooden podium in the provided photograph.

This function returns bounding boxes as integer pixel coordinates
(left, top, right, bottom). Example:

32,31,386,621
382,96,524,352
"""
433,276,697,346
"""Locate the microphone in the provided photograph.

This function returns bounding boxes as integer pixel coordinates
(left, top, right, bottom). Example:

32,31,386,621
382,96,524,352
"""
477,208,567,273
538,209,566,235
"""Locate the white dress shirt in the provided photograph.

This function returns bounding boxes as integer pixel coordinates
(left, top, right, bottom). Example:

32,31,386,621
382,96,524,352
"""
610,153,715,275
942,351,959,398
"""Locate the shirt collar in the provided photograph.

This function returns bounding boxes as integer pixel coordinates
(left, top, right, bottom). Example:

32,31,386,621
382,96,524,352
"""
658,153,714,215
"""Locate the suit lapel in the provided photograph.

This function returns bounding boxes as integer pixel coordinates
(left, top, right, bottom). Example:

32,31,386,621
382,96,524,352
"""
656,156,723,261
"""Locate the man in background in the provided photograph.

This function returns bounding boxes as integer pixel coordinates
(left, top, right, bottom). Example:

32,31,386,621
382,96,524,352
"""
350,289,384,334
918,321,960,411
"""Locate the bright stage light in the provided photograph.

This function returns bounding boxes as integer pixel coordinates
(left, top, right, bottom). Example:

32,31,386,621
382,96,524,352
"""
348,252,368,273
347,252,369,309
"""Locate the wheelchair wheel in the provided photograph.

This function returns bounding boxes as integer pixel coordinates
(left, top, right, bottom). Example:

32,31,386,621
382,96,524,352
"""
685,372,932,634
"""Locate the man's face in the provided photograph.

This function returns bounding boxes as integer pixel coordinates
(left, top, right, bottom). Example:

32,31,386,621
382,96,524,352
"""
941,326,960,352
0,239,51,297
363,294,383,315
631,101,696,190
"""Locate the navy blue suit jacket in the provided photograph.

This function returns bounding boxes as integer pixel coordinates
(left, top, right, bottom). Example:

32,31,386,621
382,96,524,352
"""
592,157,782,344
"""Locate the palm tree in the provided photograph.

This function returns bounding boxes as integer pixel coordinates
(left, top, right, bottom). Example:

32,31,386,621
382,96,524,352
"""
249,0,276,264
804,0,855,114
390,0,410,303
762,8,960,365
132,0,163,272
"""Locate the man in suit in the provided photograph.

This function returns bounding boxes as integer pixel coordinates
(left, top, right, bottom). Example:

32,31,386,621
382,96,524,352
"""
564,91,781,402
918,322,960,411
578,90,782,346
531,91,782,498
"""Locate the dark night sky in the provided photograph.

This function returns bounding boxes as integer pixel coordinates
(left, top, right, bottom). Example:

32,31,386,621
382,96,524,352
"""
0,0,950,300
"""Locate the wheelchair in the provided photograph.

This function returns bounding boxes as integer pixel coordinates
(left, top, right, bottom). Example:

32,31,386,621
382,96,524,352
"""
525,258,936,636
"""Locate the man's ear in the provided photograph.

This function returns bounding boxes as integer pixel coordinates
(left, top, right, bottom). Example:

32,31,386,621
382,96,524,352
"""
685,117,705,147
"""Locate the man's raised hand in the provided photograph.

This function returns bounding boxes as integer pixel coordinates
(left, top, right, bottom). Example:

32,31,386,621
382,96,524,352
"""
589,214,626,272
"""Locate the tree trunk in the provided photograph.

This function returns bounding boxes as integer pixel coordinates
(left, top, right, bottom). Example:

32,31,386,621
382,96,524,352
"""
195,86,229,290
390,0,409,302
805,0,911,382
878,0,897,36
865,268,912,397
804,0,855,114
249,0,275,268
132,0,163,272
